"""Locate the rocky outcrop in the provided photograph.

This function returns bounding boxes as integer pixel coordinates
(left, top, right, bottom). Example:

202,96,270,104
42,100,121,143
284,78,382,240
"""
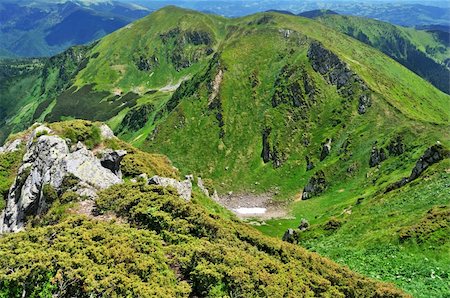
369,145,387,167
0,139,22,154
387,136,405,156
148,175,192,201
302,170,327,200
261,127,284,168
100,149,127,179
298,218,310,231
282,228,299,244
320,139,332,161
0,129,124,233
386,143,449,193
307,42,371,114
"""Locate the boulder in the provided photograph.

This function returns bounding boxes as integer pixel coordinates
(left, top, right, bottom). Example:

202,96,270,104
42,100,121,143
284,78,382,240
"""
358,93,371,114
302,170,327,200
100,149,127,179
0,139,22,154
385,143,449,193
282,228,299,244
197,177,209,197
148,175,192,201
298,218,310,231
0,130,124,233
320,139,332,161
369,145,386,167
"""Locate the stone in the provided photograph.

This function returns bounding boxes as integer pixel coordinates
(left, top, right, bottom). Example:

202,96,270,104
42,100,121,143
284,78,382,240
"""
385,143,449,193
298,218,310,231
320,139,332,161
0,131,123,233
282,228,299,244
100,149,127,178
369,145,386,167
197,177,209,197
358,93,372,114
99,124,115,140
302,170,327,200
0,139,22,154
148,175,192,201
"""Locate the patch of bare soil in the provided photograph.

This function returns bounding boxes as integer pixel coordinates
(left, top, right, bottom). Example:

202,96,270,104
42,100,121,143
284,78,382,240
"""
67,200,125,223
213,192,292,220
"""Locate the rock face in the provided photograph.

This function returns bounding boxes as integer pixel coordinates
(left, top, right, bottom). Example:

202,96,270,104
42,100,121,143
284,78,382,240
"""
307,42,371,114
148,175,192,201
261,127,283,168
320,139,332,161
369,145,387,167
100,149,127,179
0,139,22,154
0,129,124,233
386,143,449,193
302,170,327,200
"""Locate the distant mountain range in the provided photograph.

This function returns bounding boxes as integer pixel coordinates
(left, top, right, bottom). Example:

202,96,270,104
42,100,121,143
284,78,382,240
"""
0,0,151,58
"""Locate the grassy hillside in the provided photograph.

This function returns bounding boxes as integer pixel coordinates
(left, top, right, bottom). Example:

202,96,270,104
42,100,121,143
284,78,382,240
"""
0,7,448,296
311,14,450,94
0,121,407,297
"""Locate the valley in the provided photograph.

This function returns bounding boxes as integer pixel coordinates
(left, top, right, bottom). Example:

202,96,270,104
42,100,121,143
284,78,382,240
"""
0,5,448,297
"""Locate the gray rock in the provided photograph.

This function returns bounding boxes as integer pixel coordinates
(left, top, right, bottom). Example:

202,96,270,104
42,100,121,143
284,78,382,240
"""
385,143,449,193
302,170,327,200
308,42,371,114
0,139,22,154
298,218,310,231
369,145,386,167
358,93,372,114
100,124,115,140
0,131,123,233
282,228,299,244
320,139,332,161
100,149,127,179
197,177,209,197
148,175,192,201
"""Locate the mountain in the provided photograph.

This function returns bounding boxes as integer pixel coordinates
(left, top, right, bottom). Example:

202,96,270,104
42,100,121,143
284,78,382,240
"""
297,9,338,18
0,6,449,296
131,1,450,27
0,120,407,297
301,13,450,94
0,0,151,57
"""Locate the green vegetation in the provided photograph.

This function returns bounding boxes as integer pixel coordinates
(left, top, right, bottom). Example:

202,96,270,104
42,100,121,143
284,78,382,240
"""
258,161,450,297
0,150,23,210
0,182,406,297
0,6,448,296
311,14,450,94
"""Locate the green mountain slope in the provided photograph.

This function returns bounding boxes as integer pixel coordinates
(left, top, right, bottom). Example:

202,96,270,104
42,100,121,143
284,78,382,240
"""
0,120,407,297
310,14,450,94
0,7,449,295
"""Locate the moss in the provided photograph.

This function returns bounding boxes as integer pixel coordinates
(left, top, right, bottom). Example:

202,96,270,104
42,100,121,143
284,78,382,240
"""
0,150,23,208
49,120,102,149
42,184,58,204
